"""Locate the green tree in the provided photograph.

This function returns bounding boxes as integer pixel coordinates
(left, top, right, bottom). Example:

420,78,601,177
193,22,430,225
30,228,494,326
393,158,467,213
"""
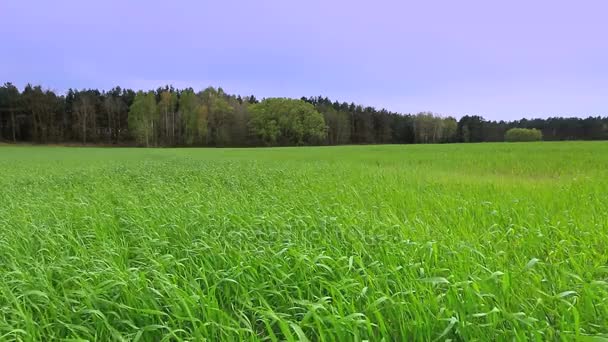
128,91,157,146
228,95,251,146
317,104,350,145
505,128,542,142
199,87,238,146
413,112,436,143
178,89,206,146
22,85,61,143
412,113,458,143
249,98,326,146
442,117,458,142
104,87,128,144
457,115,485,142
0,83,20,142
158,90,178,145
73,91,97,144
201,87,234,146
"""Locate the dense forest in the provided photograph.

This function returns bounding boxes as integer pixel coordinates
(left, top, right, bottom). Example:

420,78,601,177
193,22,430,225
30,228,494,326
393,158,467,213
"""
1,82,607,147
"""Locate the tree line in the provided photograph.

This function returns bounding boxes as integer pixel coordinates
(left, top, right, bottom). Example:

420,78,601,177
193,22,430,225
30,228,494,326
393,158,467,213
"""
1,82,607,146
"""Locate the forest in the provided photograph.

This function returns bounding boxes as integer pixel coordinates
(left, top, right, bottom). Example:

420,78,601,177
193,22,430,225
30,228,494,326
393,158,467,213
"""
1,82,607,146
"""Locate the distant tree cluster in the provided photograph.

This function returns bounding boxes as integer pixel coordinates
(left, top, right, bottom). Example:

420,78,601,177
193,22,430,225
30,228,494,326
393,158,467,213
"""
1,83,607,146
505,128,542,142
249,98,326,146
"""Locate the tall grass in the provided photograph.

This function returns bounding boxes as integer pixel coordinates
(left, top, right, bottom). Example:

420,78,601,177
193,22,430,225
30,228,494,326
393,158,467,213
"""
0,142,607,340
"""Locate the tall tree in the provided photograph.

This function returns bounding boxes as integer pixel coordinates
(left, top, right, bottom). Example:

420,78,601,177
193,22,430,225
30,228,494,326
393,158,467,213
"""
0,83,20,142
178,89,205,146
22,85,61,143
104,87,126,144
73,91,97,144
457,115,485,142
128,91,157,146
158,90,178,145
442,117,458,143
228,95,251,146
413,112,435,143
202,87,235,146
317,104,350,145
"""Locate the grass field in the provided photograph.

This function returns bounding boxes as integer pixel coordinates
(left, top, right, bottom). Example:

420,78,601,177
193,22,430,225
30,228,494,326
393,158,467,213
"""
1,142,607,341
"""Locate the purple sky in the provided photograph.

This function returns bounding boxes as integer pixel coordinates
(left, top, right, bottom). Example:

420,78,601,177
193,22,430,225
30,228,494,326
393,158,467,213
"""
1,0,607,120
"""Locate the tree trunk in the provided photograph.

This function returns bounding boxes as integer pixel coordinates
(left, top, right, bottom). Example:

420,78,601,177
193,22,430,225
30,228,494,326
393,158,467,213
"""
117,111,121,143
108,111,112,144
145,120,150,147
32,113,38,142
83,113,87,144
165,109,169,145
11,110,16,142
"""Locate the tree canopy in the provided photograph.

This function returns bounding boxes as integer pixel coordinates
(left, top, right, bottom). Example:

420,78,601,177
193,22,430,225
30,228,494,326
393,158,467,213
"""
505,128,543,142
128,91,157,146
249,98,326,146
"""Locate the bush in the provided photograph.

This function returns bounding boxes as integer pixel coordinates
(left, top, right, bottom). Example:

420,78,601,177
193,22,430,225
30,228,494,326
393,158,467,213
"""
505,128,542,142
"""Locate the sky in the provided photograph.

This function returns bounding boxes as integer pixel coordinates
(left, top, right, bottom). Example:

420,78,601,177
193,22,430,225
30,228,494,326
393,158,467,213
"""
1,0,607,120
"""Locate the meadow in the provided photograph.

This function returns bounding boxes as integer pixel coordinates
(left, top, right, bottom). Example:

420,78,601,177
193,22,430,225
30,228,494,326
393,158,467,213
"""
0,142,607,341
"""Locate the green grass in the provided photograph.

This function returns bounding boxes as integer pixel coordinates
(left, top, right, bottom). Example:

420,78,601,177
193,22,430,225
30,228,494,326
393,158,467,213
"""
1,142,607,341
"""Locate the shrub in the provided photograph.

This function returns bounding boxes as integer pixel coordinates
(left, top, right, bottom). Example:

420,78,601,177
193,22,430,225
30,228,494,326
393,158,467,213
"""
505,128,542,142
